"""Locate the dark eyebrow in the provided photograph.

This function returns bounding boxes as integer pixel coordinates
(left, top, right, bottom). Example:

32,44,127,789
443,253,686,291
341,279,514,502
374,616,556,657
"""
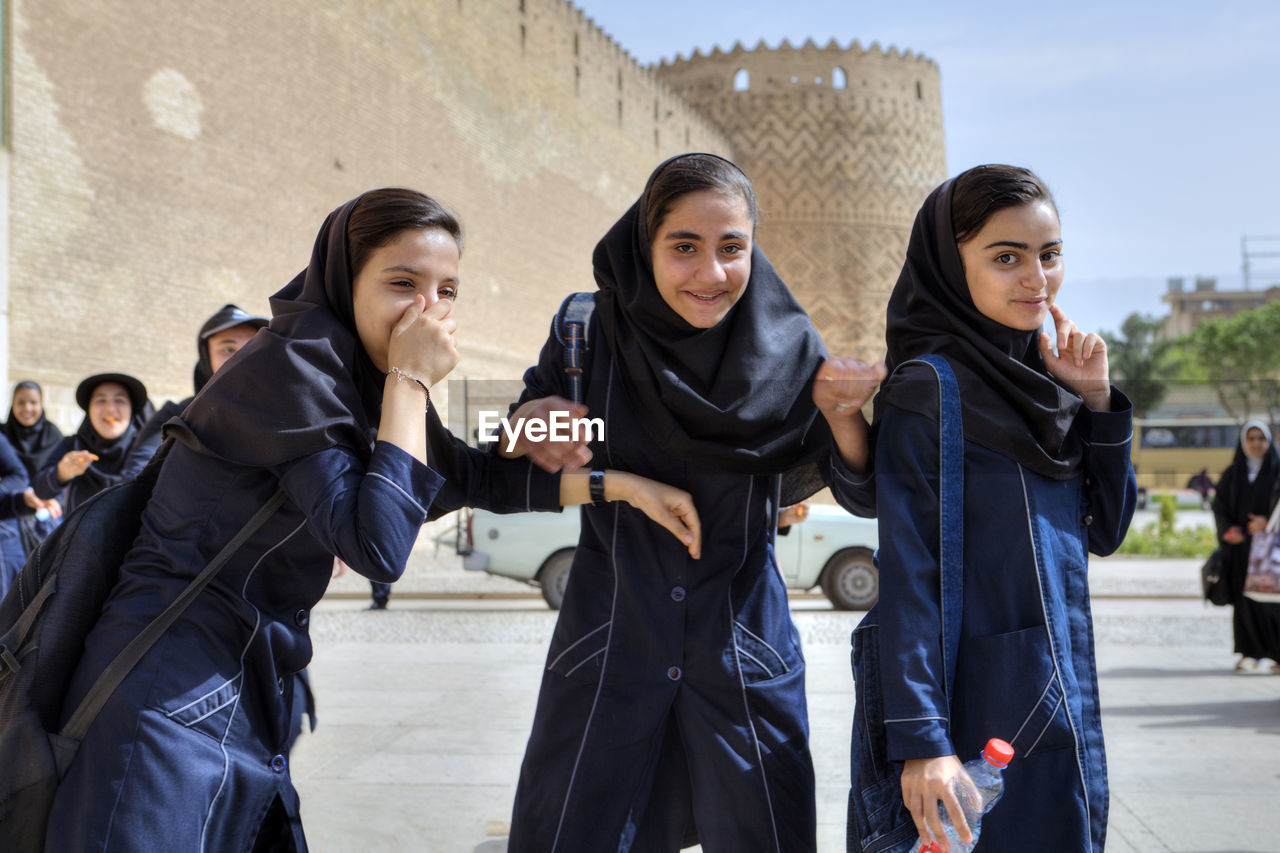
983,239,1063,250
663,230,750,242
381,265,421,275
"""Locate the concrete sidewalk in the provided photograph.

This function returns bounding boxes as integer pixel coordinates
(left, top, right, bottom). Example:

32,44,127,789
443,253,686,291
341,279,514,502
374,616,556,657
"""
288,555,1277,852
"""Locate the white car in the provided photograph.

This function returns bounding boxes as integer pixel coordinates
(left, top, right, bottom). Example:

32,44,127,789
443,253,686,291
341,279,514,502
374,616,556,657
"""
457,503,879,610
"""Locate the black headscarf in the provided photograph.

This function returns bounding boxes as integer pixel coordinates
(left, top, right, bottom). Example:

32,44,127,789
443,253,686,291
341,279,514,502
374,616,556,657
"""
876,178,1084,480
2,381,63,480
1216,420,1279,526
590,156,831,478
73,411,141,479
169,197,385,467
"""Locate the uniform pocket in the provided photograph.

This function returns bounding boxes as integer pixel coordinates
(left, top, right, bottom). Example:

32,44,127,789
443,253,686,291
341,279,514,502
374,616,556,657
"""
952,625,1074,759
546,620,611,682
157,674,242,742
848,607,917,853
731,620,795,683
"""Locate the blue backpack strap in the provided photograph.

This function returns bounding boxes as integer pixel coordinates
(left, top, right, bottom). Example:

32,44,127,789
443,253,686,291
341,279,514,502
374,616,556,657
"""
904,355,964,708
554,292,595,405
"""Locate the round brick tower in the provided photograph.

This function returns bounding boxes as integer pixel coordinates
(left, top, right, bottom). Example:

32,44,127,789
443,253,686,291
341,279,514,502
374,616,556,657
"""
656,38,946,360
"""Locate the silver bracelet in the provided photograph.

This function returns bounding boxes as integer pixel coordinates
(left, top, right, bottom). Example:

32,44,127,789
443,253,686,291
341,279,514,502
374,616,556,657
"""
386,366,431,411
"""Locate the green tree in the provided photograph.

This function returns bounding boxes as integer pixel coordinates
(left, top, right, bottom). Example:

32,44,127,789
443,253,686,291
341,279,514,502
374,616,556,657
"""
1100,312,1175,416
1184,301,1280,419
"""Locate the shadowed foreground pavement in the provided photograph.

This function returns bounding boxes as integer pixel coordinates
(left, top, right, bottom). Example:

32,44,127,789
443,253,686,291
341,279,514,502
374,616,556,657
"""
290,550,1276,852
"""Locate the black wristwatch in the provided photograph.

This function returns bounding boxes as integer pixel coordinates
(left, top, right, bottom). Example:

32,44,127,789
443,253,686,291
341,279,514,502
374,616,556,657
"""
589,468,607,507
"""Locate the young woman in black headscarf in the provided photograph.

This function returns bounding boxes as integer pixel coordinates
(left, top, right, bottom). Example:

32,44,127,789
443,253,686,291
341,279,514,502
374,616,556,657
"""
32,373,157,516
847,165,1137,853
1212,420,1280,673
45,188,698,852
3,381,64,481
0,381,63,557
500,153,885,852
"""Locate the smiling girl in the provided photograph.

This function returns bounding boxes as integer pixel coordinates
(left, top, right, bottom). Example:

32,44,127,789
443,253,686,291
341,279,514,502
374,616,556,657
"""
33,373,155,515
502,154,885,852
847,165,1137,852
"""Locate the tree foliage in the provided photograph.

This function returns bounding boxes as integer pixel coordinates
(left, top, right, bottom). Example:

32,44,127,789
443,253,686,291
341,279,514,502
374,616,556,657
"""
1099,312,1176,417
1183,301,1280,419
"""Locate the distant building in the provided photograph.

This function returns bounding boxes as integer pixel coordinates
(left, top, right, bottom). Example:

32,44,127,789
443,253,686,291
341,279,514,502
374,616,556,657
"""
1160,276,1280,338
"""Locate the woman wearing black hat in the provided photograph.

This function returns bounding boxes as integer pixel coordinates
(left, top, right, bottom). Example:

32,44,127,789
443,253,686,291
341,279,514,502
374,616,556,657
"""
847,165,1137,852
502,154,883,852
44,188,699,852
32,372,155,515
134,303,270,449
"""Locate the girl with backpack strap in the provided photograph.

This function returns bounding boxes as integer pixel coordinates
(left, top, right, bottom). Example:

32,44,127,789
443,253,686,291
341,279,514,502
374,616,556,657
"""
499,153,885,852
847,166,1138,852
42,189,698,852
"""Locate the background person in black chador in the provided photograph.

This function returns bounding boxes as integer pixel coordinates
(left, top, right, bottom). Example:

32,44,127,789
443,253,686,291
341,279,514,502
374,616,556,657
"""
849,165,1136,853
1,381,64,554
1213,420,1280,674
500,153,885,852
32,373,158,515
44,188,698,852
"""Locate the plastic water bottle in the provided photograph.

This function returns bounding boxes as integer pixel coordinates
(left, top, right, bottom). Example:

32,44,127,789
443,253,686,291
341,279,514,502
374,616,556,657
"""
917,738,1015,853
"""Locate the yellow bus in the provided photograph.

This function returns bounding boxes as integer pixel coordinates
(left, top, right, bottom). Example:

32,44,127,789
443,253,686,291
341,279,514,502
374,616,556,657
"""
1131,417,1242,497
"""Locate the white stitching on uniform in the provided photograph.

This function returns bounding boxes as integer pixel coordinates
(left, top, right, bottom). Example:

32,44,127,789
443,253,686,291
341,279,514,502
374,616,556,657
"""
1019,464,1091,837
200,518,307,853
548,622,609,671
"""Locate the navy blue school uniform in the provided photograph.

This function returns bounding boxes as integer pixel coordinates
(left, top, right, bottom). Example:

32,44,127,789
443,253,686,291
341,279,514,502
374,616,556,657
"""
508,318,868,852
46,438,441,851
505,157,868,850
848,176,1138,853
870,374,1136,851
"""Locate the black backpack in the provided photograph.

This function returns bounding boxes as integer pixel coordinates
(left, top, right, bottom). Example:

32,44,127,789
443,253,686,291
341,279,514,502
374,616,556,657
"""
0,440,282,851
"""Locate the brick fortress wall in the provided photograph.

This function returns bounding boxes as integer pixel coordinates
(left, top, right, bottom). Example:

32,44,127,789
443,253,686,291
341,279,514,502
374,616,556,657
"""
655,40,946,362
9,0,731,429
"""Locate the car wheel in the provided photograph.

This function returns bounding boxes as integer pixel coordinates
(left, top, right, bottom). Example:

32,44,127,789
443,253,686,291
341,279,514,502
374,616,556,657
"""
820,548,878,611
537,549,575,610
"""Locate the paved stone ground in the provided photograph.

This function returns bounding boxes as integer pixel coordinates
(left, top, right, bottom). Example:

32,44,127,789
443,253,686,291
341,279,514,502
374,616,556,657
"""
287,549,1278,852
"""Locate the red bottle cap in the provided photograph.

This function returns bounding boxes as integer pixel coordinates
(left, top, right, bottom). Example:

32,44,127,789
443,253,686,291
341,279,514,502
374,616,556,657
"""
982,738,1015,767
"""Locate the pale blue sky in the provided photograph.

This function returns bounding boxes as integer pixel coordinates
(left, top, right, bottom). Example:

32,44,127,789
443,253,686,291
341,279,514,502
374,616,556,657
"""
572,0,1280,334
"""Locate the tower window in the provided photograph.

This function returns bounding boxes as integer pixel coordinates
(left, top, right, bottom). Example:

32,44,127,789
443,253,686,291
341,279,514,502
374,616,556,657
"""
832,67,847,89
733,68,749,91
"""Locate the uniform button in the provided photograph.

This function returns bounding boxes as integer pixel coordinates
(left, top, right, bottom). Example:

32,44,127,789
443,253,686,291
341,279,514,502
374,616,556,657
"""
667,666,682,681
295,609,309,628
670,586,686,602
270,754,287,773
1082,514,1095,526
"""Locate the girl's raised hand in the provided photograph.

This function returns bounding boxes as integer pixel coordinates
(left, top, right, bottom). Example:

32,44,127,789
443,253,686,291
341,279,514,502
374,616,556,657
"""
1039,304,1110,411
499,395,594,472
813,356,888,417
387,294,459,388
56,449,97,483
